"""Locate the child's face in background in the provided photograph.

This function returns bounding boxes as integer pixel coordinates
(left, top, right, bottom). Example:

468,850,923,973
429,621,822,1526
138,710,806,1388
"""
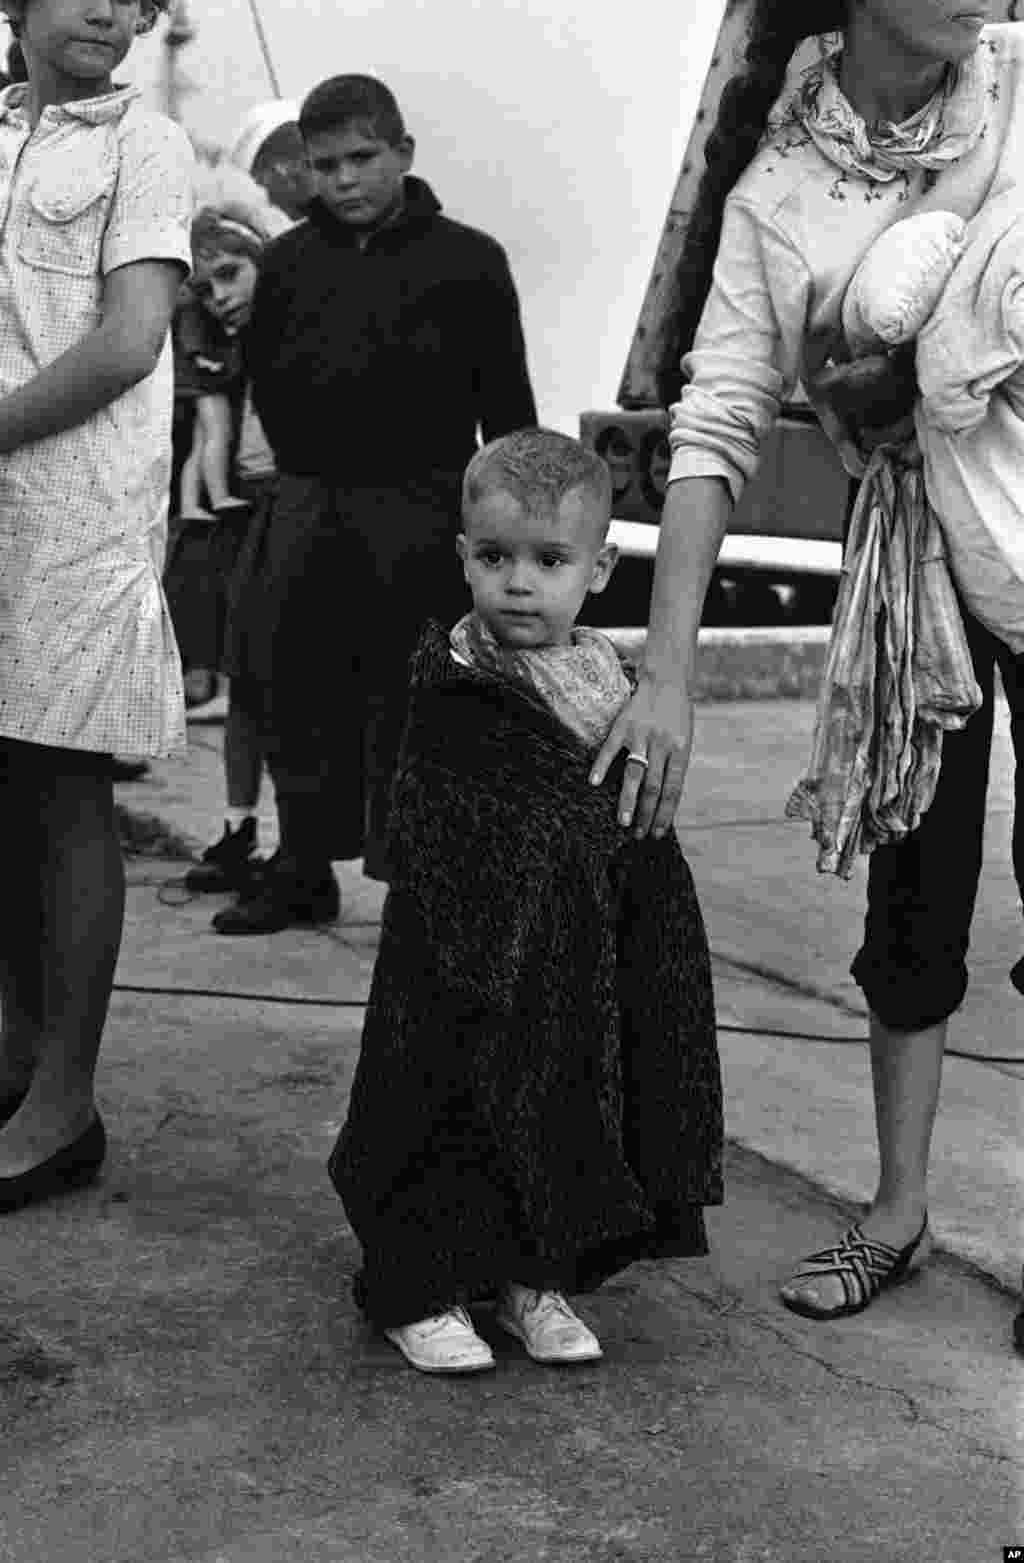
458,488,617,650
191,248,259,336
19,0,140,96
250,123,313,221
304,122,413,230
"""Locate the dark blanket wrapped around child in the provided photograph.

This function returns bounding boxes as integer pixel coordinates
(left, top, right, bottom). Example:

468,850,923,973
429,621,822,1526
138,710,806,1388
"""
329,621,723,1327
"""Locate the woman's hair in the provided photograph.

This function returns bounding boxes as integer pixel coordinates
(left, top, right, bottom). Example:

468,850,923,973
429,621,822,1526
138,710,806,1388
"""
656,0,848,405
1,0,171,36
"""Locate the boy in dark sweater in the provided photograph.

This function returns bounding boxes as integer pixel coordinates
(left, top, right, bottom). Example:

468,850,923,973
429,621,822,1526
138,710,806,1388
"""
221,74,537,933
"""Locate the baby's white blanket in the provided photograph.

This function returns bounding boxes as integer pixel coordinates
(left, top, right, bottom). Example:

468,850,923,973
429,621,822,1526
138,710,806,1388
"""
915,186,1024,652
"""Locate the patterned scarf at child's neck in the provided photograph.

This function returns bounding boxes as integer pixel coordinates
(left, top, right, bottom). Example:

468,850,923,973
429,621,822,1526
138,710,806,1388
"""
449,612,631,750
795,36,990,182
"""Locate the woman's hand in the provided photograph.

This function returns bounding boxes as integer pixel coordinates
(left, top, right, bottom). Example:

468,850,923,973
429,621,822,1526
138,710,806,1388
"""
590,673,694,838
809,345,918,454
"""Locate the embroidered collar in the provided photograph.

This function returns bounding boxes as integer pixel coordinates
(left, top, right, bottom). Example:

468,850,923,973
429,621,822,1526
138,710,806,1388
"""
0,81,139,130
795,38,990,183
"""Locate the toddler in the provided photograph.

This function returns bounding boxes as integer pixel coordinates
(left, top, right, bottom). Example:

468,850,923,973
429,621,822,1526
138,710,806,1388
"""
328,428,722,1374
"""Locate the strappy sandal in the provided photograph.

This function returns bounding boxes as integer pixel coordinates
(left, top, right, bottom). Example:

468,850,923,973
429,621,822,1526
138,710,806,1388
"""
779,1216,930,1320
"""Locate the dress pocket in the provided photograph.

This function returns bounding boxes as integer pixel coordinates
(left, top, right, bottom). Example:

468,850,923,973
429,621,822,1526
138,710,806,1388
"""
18,162,116,276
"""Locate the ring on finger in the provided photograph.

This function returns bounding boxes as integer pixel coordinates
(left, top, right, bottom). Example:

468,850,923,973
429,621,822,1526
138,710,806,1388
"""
625,751,649,769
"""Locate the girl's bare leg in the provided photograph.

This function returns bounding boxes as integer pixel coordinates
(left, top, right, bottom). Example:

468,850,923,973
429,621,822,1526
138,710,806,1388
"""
179,429,210,517
196,394,234,511
0,780,43,1099
0,759,124,1174
224,684,263,812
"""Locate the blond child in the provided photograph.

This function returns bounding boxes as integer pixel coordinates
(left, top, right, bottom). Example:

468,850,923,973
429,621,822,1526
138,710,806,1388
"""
329,429,723,1374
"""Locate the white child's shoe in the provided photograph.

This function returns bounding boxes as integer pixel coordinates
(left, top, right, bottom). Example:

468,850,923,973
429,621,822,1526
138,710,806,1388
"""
384,1306,495,1374
496,1285,603,1364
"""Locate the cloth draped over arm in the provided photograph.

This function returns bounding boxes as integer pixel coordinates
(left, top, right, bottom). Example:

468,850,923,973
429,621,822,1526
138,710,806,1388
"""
786,443,982,878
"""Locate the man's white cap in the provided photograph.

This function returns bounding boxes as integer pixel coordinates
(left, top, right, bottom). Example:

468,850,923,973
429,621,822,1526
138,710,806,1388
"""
227,100,302,175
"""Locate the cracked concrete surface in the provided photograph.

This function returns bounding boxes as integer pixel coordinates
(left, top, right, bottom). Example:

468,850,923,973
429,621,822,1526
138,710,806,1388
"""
0,974,1019,1563
2,697,1020,1561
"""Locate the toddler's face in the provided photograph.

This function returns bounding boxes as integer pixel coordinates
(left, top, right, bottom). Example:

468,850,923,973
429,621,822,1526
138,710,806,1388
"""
458,488,617,650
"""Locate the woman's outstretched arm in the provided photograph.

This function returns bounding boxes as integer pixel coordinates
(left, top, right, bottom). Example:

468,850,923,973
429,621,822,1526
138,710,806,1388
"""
590,474,733,837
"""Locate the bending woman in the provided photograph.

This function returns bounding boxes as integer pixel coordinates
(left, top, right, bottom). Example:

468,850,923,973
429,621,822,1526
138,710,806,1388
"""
592,0,1022,1318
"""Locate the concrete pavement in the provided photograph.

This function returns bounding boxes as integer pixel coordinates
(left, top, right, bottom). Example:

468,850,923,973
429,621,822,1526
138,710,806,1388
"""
121,679,1024,1290
1,685,1021,1562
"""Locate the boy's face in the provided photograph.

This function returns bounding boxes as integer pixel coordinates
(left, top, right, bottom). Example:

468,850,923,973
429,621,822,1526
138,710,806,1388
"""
457,487,617,650
19,0,140,93
303,123,414,230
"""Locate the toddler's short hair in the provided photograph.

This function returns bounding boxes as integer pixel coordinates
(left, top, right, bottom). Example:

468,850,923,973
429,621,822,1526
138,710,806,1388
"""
298,75,406,146
463,428,612,532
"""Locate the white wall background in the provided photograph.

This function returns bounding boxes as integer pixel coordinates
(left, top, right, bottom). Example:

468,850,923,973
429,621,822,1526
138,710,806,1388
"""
125,1,722,431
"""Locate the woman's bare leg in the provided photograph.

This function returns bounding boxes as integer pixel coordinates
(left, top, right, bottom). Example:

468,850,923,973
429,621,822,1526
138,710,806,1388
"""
866,1011,945,1236
0,760,124,1174
781,1011,944,1310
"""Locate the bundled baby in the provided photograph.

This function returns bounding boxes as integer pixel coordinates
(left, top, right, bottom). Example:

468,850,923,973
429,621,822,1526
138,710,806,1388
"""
841,193,1024,652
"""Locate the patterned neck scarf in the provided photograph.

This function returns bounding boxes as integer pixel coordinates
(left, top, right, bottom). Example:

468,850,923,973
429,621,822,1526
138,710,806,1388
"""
796,39,990,183
449,612,631,751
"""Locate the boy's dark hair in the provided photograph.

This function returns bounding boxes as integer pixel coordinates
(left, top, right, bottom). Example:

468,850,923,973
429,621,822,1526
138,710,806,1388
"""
298,75,406,145
1,0,170,35
463,428,612,531
655,1,848,405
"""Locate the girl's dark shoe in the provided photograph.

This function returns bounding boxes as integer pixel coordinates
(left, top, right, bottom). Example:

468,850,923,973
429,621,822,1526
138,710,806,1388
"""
1011,955,1024,995
779,1215,931,1320
0,1115,106,1214
211,861,339,935
0,1088,28,1127
184,817,260,894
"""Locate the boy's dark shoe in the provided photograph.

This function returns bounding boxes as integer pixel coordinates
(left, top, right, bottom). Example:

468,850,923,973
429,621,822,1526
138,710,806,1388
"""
109,757,151,783
184,668,219,708
184,817,260,894
211,857,339,935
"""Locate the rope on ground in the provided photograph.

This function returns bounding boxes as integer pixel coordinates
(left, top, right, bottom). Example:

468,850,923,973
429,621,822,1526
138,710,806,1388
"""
107,983,1024,1066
